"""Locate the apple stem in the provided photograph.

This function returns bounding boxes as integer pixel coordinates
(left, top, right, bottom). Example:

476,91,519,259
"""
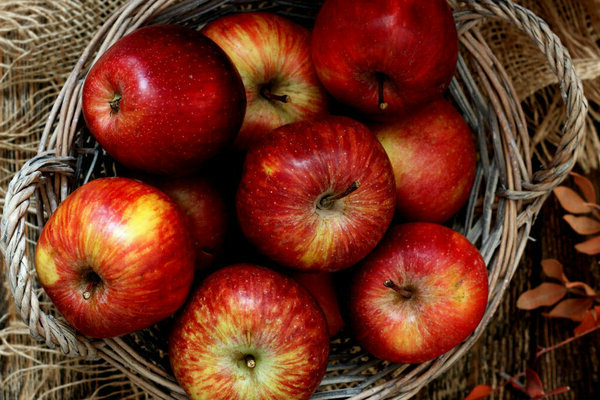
318,181,361,210
109,93,122,114
260,86,290,103
376,73,388,111
244,354,256,369
383,279,412,299
82,281,94,300
81,270,102,300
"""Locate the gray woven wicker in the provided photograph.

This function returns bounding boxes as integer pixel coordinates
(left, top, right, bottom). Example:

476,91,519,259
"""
0,0,588,399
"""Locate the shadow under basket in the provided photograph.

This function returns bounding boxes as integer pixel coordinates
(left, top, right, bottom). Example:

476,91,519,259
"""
0,0,588,399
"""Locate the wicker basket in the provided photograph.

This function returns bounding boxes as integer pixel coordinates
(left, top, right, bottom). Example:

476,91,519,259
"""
0,0,588,399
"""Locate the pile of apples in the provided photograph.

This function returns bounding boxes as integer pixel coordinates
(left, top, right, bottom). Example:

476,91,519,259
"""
34,1,490,399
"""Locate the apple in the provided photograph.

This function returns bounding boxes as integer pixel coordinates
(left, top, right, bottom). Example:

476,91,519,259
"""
311,0,458,119
202,12,329,151
168,263,330,400
348,222,488,364
236,116,396,272
82,24,246,176
372,98,477,223
289,271,345,337
152,175,228,271
34,177,195,338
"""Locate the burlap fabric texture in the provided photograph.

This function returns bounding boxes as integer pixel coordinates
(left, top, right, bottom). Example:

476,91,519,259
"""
480,0,600,172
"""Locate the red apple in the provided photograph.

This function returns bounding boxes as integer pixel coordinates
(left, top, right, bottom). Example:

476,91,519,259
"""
168,263,329,400
236,116,396,272
372,98,476,223
154,175,228,271
202,12,329,151
349,222,488,364
311,0,458,119
82,24,246,176
34,177,195,338
290,271,345,337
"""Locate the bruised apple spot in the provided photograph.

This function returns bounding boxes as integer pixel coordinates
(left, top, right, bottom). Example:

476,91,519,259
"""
432,264,475,307
262,164,275,176
260,158,281,177
453,279,466,303
36,246,60,286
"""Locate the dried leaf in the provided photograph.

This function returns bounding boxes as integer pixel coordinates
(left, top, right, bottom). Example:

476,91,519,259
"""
541,259,566,282
563,215,600,235
525,368,545,397
574,306,600,336
571,172,596,204
464,384,494,400
516,283,568,310
565,281,597,297
574,235,600,255
545,297,595,321
553,186,593,214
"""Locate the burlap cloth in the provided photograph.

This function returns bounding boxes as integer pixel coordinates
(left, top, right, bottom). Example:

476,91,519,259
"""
1,0,598,398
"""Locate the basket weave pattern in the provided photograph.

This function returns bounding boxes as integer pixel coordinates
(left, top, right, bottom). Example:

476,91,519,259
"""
0,0,588,399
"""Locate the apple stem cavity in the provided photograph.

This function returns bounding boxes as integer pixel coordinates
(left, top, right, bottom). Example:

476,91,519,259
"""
318,181,361,210
82,270,102,300
244,354,256,369
376,73,388,111
383,279,413,299
260,86,290,103
109,93,122,114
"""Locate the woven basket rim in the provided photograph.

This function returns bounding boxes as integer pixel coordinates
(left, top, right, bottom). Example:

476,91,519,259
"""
0,1,588,399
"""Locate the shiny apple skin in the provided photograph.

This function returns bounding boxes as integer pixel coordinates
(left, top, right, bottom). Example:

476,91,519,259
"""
168,263,330,400
156,175,228,271
290,271,345,337
82,24,246,176
202,12,329,151
373,98,476,223
34,177,195,338
311,0,458,119
236,116,396,272
349,222,488,364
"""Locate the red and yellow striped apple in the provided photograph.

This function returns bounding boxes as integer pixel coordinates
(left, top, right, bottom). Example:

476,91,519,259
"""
168,263,329,400
34,177,195,338
202,12,329,151
372,98,477,223
236,116,396,272
82,24,246,176
349,222,488,364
